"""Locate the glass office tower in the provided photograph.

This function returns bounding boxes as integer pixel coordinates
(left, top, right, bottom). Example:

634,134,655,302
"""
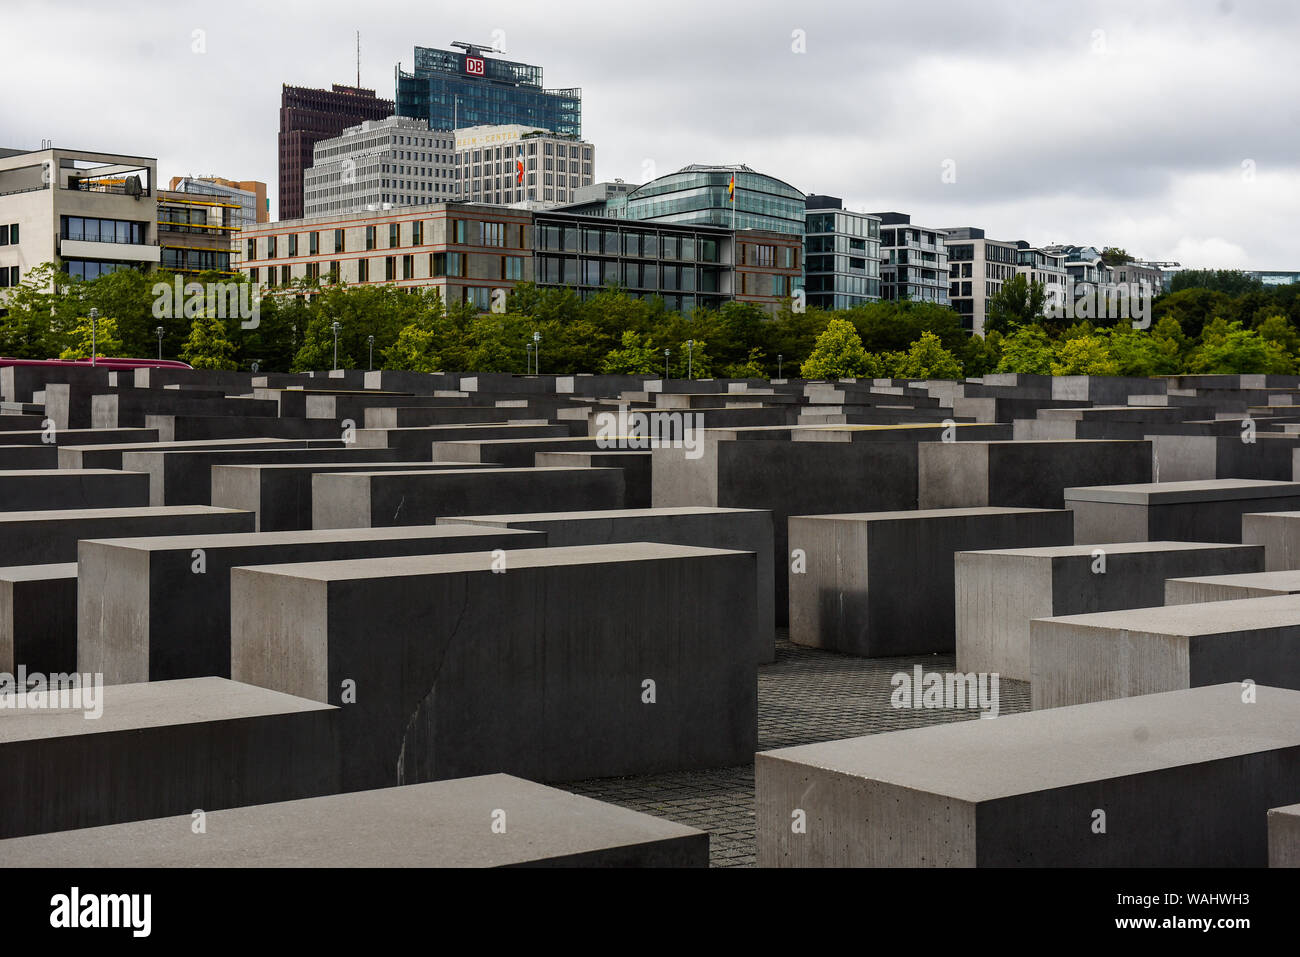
621,165,806,235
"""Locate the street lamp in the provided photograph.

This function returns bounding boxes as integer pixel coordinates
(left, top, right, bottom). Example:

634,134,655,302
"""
89,308,99,366
778,354,784,379
331,321,341,371
687,340,694,380
532,331,541,375
664,348,671,380
367,335,375,371
525,342,534,374
155,326,164,360
250,360,260,373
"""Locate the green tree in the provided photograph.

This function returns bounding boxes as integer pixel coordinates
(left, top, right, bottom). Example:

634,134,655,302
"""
180,314,238,370
891,331,964,379
995,324,1055,374
1051,335,1119,376
985,274,1047,335
1256,314,1300,355
600,331,660,374
721,347,768,379
1189,320,1295,374
801,318,877,378
59,312,123,360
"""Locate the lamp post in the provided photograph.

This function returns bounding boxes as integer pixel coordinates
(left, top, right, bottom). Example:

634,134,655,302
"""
778,354,783,379
250,360,259,373
525,342,534,374
687,339,694,380
331,321,341,371
367,335,375,371
532,331,541,375
155,325,164,360
664,348,671,380
89,308,99,366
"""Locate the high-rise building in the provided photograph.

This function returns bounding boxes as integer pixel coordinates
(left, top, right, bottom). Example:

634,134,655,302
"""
943,226,1019,334
278,83,393,221
304,117,459,217
621,164,806,235
396,44,581,137
803,195,881,309
1014,242,1068,299
454,125,594,206
168,176,268,227
0,147,160,295
874,212,948,306
156,188,239,276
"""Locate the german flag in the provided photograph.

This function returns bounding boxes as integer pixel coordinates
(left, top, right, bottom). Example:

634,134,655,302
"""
516,148,524,185
728,174,735,201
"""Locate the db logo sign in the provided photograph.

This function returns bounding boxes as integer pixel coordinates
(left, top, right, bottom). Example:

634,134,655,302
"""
465,56,485,76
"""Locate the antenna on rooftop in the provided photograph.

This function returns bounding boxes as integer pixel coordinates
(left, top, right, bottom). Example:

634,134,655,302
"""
356,31,361,88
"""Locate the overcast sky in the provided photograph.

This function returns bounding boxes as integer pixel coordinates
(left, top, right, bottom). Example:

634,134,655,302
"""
4,0,1297,268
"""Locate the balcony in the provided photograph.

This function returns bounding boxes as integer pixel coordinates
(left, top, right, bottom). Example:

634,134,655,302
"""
59,239,161,264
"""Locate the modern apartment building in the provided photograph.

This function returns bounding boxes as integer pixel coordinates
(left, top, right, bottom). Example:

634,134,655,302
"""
156,188,239,276
1015,242,1068,297
621,164,806,235
1109,258,1166,293
396,44,581,137
874,211,946,306
454,125,594,206
803,195,881,309
278,84,394,220
168,176,268,226
235,203,802,315
943,226,1019,334
0,147,160,295
303,116,459,217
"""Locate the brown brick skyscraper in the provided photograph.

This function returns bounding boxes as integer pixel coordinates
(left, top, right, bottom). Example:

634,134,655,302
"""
278,84,393,220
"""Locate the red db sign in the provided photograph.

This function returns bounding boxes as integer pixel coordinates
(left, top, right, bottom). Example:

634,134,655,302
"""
465,56,485,76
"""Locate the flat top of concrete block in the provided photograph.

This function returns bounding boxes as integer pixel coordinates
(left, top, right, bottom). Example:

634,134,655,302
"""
58,438,299,453
757,684,1300,802
0,469,143,478
436,506,768,525
0,562,78,582
0,677,333,743
1065,478,1300,504
958,540,1259,559
1036,593,1300,635
1166,570,1300,591
791,507,1064,523
81,525,545,552
235,542,751,584
1269,803,1300,818
0,505,247,524
1243,511,1300,521
0,773,704,867
213,461,462,474
324,466,620,479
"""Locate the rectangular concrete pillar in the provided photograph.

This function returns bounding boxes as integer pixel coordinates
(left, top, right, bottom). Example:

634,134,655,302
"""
0,774,708,867
0,506,255,564
1030,595,1300,708
0,469,149,510
79,524,545,684
437,506,775,660
957,541,1264,680
1066,479,1300,544
757,684,1300,866
1166,570,1300,603
230,543,758,789
1242,511,1300,570
312,467,625,529
0,563,77,674
1269,803,1300,867
0,677,337,839
535,451,651,508
789,507,1073,656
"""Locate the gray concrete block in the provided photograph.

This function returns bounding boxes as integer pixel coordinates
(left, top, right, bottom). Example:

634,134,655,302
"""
919,440,1153,509
0,428,157,450
57,437,309,471
757,683,1300,866
0,469,150,510
438,506,774,661
0,446,59,470
1030,595,1300,708
431,437,611,468
1269,803,1300,867
534,451,652,509
312,467,625,529
957,541,1264,680
1148,433,1299,482
0,563,77,674
230,543,758,789
789,507,1073,656
79,524,545,684
211,461,496,531
0,506,255,564
0,774,708,867
353,423,569,460
1242,511,1300,571
1066,479,1300,544
0,677,338,839
1165,570,1300,603
145,413,347,442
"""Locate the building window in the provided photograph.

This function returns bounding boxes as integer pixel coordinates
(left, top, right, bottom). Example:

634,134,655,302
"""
280,264,290,285
402,255,414,280
334,228,345,253
365,226,376,250
246,238,256,260
412,221,423,246
483,221,504,247
288,234,298,257
61,216,145,245
268,235,277,258
385,256,396,281
309,232,319,256
430,252,463,277
389,223,399,248
451,220,466,244
358,258,369,282
504,256,523,280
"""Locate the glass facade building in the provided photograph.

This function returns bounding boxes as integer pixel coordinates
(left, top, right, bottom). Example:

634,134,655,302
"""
396,46,581,137
621,165,806,235
803,196,881,309
877,212,949,306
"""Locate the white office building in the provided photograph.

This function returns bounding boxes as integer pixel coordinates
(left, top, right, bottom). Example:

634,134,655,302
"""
454,124,594,207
